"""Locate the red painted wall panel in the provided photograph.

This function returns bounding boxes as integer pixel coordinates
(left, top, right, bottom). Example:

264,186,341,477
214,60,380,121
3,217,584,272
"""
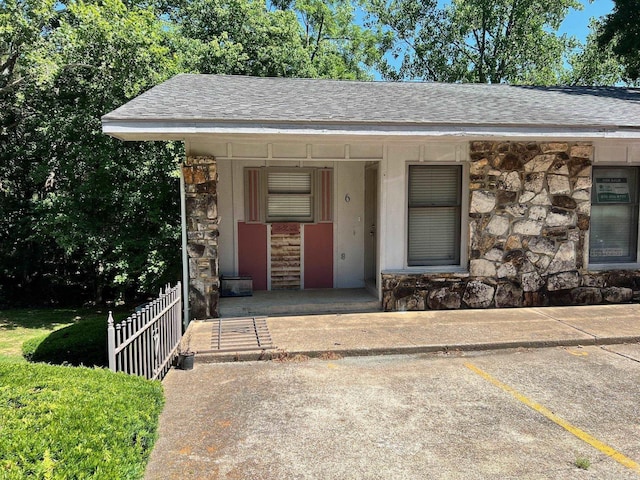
238,222,268,290
304,223,333,288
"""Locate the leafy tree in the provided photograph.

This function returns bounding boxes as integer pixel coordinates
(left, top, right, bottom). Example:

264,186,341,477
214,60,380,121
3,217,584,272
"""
598,0,640,81
31,0,183,302
272,0,387,79
0,0,61,304
1,0,183,305
168,0,316,76
364,0,580,84
0,0,56,126
564,19,626,86
169,0,385,79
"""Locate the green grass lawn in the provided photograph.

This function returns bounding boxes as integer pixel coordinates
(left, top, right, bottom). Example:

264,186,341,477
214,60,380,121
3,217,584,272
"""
0,309,81,360
0,308,128,366
0,361,164,479
0,308,165,479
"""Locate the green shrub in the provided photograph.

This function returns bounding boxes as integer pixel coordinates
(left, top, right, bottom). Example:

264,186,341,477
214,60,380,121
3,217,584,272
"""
22,315,109,367
0,362,164,479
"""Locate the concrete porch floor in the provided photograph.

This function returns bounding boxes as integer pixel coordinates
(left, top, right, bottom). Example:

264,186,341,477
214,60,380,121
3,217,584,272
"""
218,288,380,318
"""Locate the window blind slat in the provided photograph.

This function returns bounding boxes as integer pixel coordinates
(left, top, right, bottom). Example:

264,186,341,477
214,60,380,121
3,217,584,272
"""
266,170,314,221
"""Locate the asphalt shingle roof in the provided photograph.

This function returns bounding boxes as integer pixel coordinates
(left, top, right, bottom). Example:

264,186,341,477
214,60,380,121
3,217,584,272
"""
102,74,640,129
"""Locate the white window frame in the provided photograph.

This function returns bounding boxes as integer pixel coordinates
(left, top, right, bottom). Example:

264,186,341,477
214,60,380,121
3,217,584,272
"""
588,164,640,270
404,162,468,271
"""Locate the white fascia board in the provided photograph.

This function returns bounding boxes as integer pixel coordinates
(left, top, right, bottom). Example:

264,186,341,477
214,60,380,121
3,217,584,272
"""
101,119,640,142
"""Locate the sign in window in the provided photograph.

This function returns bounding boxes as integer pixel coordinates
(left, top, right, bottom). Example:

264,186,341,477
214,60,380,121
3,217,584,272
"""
589,167,639,264
595,177,630,203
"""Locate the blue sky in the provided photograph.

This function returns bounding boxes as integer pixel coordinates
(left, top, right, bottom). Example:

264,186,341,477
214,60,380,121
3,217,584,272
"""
560,0,614,41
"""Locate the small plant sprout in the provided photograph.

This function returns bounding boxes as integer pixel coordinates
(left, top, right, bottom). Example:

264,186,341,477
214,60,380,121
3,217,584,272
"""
575,456,591,470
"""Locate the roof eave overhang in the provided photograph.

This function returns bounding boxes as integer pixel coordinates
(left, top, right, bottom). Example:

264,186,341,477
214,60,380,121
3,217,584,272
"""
101,119,640,142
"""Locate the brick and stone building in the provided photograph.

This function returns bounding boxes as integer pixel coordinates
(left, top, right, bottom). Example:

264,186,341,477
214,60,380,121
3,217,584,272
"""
103,75,640,319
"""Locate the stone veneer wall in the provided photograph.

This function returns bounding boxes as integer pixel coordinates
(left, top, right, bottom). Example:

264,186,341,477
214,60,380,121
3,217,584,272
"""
383,141,640,311
183,156,220,319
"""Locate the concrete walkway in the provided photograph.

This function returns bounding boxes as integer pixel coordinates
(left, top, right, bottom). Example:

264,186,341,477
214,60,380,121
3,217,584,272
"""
185,303,640,362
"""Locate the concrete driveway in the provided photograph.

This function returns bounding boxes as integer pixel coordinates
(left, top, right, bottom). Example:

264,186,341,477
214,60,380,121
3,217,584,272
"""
145,345,640,479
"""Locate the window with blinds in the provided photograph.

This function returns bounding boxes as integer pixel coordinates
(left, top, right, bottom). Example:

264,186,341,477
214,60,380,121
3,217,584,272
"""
265,169,314,222
589,166,639,264
407,165,462,266
244,167,332,224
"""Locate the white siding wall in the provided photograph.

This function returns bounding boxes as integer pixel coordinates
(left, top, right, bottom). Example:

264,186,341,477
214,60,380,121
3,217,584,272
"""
594,141,640,164
380,147,408,271
335,162,365,288
216,158,234,275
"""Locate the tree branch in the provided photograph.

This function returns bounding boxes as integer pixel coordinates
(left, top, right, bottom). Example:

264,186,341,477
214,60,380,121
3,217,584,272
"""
0,77,23,96
479,7,488,82
310,15,325,63
495,0,518,82
1,51,20,80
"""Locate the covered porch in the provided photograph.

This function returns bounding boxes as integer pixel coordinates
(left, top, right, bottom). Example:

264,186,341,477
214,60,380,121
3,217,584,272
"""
182,136,384,320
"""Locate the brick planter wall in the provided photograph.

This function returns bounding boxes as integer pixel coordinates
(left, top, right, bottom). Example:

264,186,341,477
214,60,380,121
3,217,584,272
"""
383,141,639,311
183,156,220,319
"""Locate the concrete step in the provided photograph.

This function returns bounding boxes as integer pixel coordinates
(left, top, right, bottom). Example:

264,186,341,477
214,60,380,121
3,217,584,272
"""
219,301,380,318
219,288,380,318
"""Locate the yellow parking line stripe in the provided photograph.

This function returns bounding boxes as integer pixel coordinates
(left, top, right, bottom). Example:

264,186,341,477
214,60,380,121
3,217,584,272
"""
566,349,589,356
465,362,640,474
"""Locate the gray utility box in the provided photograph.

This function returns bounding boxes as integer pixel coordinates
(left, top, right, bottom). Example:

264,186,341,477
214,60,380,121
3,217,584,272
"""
220,276,253,297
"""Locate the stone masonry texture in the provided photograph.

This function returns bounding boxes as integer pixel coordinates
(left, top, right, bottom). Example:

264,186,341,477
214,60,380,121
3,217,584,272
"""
184,156,219,319
383,141,639,311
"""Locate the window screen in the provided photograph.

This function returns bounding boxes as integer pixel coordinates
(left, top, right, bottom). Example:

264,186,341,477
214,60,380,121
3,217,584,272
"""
589,167,639,264
408,165,462,266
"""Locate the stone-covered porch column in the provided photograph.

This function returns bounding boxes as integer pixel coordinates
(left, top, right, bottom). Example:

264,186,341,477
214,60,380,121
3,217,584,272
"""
183,156,219,319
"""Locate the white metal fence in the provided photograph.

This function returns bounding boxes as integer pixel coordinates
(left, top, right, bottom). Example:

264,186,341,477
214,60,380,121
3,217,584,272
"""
107,283,182,380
